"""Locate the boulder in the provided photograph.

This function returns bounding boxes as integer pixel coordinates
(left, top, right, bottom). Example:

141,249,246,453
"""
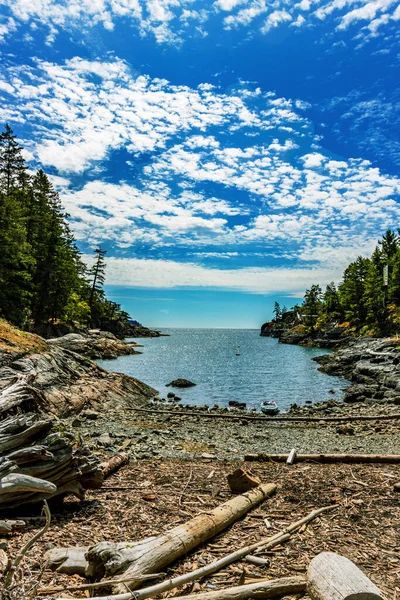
166,379,196,388
48,332,139,360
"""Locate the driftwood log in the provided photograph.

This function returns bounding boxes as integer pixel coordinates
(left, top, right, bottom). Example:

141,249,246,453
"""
50,504,334,600
86,483,277,593
130,406,400,423
245,453,400,464
307,552,386,600
167,576,306,600
0,375,103,508
101,452,130,479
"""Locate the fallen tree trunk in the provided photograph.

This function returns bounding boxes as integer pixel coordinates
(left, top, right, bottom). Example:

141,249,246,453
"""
245,453,400,464
129,406,400,423
86,483,277,593
83,576,306,600
52,504,335,600
164,576,306,600
100,452,130,479
307,552,386,600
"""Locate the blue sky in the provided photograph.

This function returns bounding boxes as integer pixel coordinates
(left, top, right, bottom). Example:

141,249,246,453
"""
1,0,400,327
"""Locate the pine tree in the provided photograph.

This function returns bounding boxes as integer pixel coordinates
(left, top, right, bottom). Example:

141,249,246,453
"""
88,247,107,323
302,284,322,332
0,124,27,196
0,124,32,325
338,256,369,325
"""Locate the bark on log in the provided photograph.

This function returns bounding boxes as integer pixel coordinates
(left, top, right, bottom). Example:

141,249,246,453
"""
307,552,386,600
100,452,130,479
245,453,400,464
86,483,277,593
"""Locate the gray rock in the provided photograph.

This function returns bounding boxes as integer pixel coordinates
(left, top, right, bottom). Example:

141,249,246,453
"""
166,379,196,388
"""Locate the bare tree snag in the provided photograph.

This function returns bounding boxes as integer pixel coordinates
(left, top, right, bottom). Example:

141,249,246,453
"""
227,467,261,493
100,452,130,479
245,453,400,464
307,552,386,600
86,483,277,593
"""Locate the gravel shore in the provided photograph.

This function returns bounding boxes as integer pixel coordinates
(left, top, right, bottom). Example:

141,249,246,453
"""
70,397,400,461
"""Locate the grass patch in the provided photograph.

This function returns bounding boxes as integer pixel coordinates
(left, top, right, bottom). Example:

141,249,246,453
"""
0,319,48,355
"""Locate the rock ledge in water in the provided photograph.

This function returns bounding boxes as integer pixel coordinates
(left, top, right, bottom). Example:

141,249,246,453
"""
166,379,196,388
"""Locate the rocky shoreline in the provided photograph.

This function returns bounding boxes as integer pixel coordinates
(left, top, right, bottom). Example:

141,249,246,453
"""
3,324,400,510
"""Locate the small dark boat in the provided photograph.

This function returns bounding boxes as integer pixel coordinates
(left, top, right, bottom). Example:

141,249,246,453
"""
260,400,280,415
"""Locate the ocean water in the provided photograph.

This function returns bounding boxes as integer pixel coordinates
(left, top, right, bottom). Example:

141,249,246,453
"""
98,328,348,412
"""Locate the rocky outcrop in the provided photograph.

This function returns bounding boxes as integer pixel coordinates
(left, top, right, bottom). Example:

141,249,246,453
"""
128,325,164,337
0,324,157,508
314,338,400,404
0,345,156,418
166,379,196,388
48,332,141,359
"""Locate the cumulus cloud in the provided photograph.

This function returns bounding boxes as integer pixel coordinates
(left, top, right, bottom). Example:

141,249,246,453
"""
84,254,345,295
1,0,399,44
1,55,400,289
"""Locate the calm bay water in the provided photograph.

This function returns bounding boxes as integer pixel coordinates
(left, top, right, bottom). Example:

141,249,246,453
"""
98,328,347,412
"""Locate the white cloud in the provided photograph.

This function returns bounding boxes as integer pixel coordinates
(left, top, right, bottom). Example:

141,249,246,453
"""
86,254,345,294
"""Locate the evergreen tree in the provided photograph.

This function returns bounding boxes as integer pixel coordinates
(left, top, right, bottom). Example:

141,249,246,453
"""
88,247,107,323
273,301,281,322
302,284,322,332
338,256,369,325
0,125,32,325
323,282,341,317
0,123,27,195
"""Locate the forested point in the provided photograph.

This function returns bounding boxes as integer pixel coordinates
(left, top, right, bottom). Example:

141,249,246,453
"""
269,228,400,338
0,123,130,332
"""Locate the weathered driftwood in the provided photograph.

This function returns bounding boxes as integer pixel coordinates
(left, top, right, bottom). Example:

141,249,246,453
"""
227,467,261,493
0,520,26,535
286,448,297,465
81,505,334,600
307,552,386,600
245,555,270,566
44,546,89,576
0,375,104,509
101,452,130,479
86,483,277,593
0,473,57,494
245,453,400,464
130,406,400,423
166,576,306,600
85,576,306,600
